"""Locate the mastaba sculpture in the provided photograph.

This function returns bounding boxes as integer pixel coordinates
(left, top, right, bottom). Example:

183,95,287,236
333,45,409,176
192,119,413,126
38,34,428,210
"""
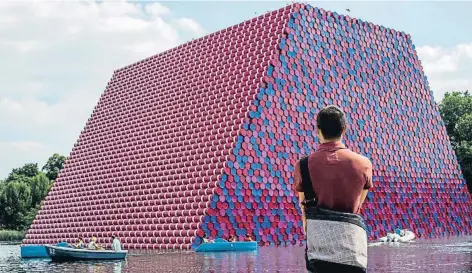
23,3,472,250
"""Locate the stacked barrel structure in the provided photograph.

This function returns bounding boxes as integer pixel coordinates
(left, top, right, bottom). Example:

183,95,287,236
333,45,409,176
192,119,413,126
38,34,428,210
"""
197,3,472,247
23,3,471,250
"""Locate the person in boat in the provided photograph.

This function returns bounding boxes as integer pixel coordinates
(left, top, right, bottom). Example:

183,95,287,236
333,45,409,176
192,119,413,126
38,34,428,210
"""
88,236,104,250
228,235,236,242
73,237,86,249
201,234,214,244
111,234,122,251
294,105,373,273
244,234,254,242
395,227,402,235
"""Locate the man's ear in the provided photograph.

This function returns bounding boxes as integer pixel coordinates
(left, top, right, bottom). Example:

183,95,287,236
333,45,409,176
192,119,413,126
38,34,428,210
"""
316,127,323,140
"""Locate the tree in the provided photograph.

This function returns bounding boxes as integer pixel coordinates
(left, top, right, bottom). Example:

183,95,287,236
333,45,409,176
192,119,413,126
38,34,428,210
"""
5,163,40,184
0,181,4,227
0,181,32,230
454,142,472,191
0,156,61,230
30,173,51,206
42,153,67,181
6,163,39,182
439,91,472,193
456,114,472,142
23,205,40,230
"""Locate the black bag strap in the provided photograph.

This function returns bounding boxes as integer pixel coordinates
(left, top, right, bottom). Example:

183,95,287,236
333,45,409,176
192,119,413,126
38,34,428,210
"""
299,156,316,206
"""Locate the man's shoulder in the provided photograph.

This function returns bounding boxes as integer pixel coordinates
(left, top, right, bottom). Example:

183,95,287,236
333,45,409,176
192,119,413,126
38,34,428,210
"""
342,149,372,167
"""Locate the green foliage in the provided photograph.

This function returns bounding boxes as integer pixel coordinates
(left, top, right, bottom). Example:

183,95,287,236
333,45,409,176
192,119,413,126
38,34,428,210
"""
5,173,34,186
455,142,472,191
6,163,39,183
42,153,67,181
31,173,51,206
0,182,3,227
439,91,472,192
0,229,25,241
0,181,32,230
456,114,472,141
0,153,65,233
23,205,41,230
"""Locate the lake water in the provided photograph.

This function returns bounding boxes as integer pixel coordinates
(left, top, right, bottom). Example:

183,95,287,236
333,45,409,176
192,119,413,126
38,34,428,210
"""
1,237,471,273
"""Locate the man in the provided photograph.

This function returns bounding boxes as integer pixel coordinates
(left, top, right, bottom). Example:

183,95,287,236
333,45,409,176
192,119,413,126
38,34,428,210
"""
111,234,122,251
294,105,373,273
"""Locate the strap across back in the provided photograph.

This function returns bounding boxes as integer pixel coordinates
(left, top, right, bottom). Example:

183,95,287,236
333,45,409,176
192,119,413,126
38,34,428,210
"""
299,156,317,207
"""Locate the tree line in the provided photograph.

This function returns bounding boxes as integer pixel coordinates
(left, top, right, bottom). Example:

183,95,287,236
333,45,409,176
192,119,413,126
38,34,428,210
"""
0,154,66,231
439,91,472,193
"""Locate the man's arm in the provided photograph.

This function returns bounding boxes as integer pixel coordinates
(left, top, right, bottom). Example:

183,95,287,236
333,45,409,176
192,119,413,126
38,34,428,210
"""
358,160,373,212
298,192,306,232
293,161,306,232
358,190,368,208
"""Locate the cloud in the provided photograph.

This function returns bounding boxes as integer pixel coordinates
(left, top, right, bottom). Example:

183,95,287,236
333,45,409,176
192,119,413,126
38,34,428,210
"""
0,0,205,178
0,141,54,177
176,18,206,35
145,2,171,17
0,39,45,53
417,43,472,101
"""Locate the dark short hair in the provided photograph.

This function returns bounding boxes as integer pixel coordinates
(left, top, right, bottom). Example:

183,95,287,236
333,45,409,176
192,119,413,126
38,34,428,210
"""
316,105,347,139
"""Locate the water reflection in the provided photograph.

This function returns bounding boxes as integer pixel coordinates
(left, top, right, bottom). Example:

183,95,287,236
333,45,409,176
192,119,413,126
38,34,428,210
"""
367,239,472,273
2,237,472,273
81,260,125,273
199,251,258,272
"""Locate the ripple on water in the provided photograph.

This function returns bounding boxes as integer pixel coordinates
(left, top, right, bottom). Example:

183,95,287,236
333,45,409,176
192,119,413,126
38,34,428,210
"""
1,237,471,273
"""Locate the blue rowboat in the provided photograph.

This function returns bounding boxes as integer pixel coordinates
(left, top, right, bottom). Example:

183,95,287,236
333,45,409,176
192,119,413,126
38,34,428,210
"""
45,245,128,261
195,239,258,252
21,242,72,258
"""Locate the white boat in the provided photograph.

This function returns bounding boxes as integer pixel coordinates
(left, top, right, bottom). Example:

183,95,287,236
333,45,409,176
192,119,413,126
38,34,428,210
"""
397,230,415,242
376,230,415,243
377,233,396,243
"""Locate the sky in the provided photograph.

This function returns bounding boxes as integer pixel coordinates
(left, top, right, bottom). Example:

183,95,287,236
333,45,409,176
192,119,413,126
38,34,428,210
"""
1,0,471,179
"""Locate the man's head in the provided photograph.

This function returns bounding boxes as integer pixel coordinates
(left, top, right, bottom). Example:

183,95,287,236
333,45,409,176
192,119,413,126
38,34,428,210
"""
316,105,347,143
111,234,116,239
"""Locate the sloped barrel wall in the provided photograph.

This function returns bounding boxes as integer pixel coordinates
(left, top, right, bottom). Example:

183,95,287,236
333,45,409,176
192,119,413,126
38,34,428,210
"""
23,7,290,250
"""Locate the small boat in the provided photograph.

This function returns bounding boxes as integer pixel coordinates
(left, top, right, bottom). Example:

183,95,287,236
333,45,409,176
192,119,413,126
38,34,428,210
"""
397,230,415,242
376,229,415,243
195,238,258,252
21,242,72,258
377,233,398,243
45,245,128,261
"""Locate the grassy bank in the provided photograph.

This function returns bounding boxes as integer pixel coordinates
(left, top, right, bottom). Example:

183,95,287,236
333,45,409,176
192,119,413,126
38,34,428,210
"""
0,230,25,241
